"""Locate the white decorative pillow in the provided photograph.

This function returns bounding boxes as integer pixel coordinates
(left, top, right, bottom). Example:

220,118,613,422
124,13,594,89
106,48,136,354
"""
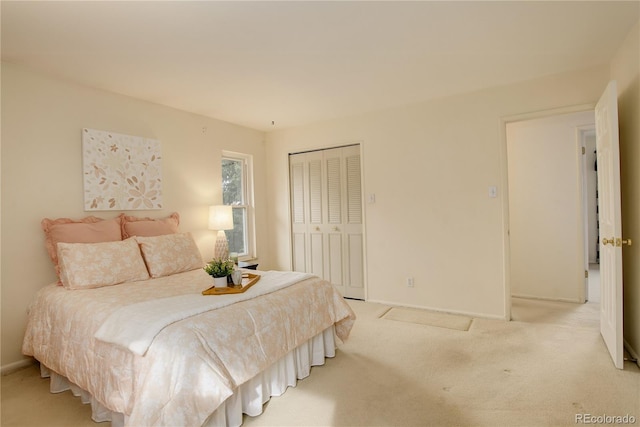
135,232,204,278
57,238,150,290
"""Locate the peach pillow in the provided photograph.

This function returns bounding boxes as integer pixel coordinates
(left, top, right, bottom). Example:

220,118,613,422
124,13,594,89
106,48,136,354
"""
42,215,123,280
121,212,180,239
135,232,204,278
57,238,150,290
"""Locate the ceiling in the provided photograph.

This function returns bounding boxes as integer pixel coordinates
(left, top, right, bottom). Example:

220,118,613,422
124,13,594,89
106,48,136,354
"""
2,1,638,131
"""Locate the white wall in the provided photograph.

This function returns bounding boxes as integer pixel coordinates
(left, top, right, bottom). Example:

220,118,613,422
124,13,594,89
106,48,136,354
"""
1,62,268,368
265,66,610,319
506,111,594,302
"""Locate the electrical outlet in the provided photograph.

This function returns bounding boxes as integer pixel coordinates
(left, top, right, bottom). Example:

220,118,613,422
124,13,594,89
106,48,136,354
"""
407,277,414,287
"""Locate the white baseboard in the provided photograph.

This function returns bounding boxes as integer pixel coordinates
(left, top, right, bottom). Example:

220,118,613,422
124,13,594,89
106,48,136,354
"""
365,299,507,321
624,339,640,368
1,358,35,376
511,293,583,303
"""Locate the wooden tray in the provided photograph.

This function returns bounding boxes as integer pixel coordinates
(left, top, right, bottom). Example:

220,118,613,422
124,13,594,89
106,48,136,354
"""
202,273,260,295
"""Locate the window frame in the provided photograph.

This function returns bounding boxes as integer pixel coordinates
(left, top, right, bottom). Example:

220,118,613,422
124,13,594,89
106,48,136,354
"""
222,150,255,260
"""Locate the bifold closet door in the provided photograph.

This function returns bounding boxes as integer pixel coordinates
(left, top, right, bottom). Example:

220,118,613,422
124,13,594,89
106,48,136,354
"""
289,146,364,299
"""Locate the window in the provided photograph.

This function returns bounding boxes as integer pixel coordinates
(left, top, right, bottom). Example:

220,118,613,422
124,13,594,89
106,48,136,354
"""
222,151,254,259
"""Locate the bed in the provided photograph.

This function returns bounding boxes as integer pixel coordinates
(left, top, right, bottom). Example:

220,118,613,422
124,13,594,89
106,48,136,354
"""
22,213,355,426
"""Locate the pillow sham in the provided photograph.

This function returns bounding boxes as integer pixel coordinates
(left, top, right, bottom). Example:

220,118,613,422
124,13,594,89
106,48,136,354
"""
42,214,123,280
57,238,150,290
121,212,179,239
135,232,204,278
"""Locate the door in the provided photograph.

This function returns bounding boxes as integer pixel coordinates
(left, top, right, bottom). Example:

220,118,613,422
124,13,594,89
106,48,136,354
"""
289,145,365,299
506,112,593,302
595,80,625,369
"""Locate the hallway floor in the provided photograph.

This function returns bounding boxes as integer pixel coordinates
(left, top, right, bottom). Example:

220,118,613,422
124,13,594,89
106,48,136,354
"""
511,263,600,330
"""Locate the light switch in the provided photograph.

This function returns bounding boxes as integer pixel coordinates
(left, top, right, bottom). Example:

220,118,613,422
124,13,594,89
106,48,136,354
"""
489,186,498,198
367,193,376,203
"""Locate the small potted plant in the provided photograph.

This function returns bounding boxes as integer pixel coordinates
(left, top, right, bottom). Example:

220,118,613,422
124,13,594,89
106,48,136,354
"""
204,258,235,287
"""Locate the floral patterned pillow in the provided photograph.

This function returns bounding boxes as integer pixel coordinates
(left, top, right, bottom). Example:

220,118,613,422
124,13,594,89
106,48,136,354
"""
57,238,149,290
135,232,204,278
42,214,124,283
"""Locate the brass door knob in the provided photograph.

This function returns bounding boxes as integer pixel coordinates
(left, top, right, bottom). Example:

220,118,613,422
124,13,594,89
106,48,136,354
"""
602,237,632,247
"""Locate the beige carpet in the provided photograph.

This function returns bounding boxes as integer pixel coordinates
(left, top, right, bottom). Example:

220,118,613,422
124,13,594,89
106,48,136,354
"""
511,297,600,330
2,299,639,427
380,306,473,331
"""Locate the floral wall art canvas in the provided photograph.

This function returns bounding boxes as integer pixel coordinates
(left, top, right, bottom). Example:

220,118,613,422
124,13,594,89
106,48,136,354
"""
83,128,163,211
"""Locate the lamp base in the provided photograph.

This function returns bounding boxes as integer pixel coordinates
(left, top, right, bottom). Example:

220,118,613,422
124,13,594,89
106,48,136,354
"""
214,230,229,260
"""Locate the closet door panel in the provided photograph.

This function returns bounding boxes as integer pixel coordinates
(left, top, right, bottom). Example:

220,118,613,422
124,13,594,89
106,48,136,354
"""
346,153,362,225
290,159,306,225
326,154,342,225
328,232,344,286
292,232,306,273
342,145,364,299
308,159,323,225
310,231,325,278
289,155,307,273
347,233,364,290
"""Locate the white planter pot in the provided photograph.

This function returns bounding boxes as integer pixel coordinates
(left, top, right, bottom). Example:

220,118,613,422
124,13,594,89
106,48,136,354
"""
213,276,228,287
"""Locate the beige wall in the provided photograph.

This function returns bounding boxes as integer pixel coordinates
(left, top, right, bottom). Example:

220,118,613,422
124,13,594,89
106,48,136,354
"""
265,66,610,320
1,62,268,368
610,21,640,359
507,111,594,303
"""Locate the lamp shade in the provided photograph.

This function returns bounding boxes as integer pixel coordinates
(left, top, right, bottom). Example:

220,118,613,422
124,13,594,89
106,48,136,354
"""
208,205,233,230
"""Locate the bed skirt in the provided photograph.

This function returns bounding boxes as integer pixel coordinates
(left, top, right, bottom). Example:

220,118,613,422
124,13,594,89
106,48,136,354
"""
40,326,337,427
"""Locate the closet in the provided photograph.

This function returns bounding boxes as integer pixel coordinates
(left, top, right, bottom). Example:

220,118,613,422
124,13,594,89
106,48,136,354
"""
289,145,364,299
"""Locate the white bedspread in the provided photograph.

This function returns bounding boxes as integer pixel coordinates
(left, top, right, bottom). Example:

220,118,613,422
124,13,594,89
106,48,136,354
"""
22,268,355,426
95,270,313,355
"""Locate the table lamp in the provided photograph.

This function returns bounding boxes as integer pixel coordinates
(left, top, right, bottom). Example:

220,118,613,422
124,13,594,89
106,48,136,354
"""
209,205,233,260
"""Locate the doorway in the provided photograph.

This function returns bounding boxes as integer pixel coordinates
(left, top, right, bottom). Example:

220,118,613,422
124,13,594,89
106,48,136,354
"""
505,110,596,315
581,127,600,303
